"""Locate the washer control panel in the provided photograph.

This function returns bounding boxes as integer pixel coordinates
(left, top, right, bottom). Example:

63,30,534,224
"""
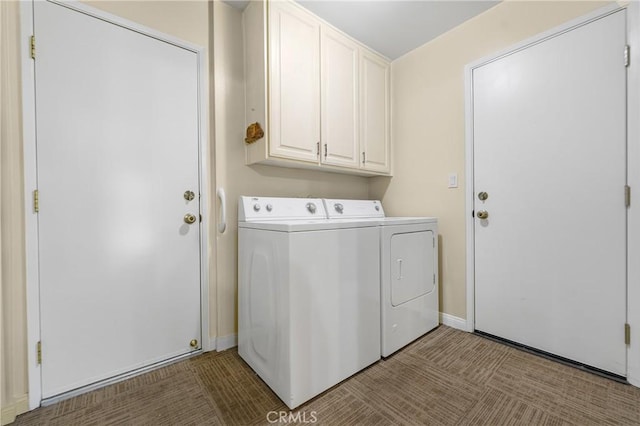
306,202,317,214
239,196,327,221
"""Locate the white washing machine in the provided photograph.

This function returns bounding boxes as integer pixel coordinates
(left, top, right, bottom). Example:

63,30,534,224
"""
237,196,381,409
324,199,439,357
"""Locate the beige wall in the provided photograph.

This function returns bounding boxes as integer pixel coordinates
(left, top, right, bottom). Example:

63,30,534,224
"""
1,1,28,423
213,1,369,338
1,0,618,421
86,0,210,45
369,0,610,319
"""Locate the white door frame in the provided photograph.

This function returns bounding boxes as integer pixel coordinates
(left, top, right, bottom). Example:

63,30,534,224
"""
20,0,211,409
464,3,640,387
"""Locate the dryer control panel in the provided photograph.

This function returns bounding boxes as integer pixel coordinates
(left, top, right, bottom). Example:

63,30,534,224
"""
324,199,385,219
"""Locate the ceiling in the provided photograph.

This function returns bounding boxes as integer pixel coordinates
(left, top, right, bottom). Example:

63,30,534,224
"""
223,1,500,60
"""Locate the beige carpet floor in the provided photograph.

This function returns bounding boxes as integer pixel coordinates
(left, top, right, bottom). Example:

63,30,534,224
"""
13,326,640,425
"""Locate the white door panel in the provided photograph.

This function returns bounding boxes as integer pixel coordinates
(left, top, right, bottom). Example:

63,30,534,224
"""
360,51,390,173
474,11,626,375
35,1,201,397
321,26,359,168
390,231,435,306
269,1,320,162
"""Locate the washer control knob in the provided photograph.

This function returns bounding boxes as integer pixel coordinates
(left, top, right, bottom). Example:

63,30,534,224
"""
334,203,344,214
253,203,261,212
306,202,317,214
266,204,273,212
375,205,380,211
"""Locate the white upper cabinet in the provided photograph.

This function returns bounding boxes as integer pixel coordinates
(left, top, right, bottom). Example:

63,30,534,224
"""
361,50,390,173
244,0,391,176
268,1,320,162
321,26,359,169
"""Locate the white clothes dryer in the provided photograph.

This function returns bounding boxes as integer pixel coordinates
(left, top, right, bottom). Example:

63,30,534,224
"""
324,199,439,357
237,196,381,409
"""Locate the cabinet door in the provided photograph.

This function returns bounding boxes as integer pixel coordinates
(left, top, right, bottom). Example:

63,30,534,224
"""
268,1,320,163
320,26,359,168
360,51,390,173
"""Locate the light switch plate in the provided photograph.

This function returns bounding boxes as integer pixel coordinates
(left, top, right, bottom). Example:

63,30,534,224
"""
448,173,458,188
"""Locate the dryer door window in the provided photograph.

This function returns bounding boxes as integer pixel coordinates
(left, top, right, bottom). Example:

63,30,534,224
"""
390,230,435,307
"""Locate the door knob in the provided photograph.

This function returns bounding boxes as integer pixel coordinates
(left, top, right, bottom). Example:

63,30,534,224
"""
477,210,489,219
184,213,197,224
478,192,488,201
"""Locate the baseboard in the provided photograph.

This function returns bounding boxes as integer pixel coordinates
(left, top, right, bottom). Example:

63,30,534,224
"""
440,312,468,331
208,320,467,352
209,333,238,352
1,395,29,425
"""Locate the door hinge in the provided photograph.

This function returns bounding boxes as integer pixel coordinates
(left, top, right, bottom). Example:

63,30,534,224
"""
625,323,631,345
33,189,39,213
37,341,42,364
30,35,36,59
625,185,631,207
625,45,630,67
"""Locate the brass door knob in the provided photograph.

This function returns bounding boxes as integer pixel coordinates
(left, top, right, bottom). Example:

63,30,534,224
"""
184,190,195,201
190,339,198,348
477,210,489,219
478,192,489,201
184,213,197,224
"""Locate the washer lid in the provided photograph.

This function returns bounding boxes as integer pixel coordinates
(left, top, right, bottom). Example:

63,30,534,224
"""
238,219,380,232
383,217,438,226
324,199,385,219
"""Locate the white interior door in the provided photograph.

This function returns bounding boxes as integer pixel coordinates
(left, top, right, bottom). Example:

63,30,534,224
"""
34,1,202,398
473,11,627,376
